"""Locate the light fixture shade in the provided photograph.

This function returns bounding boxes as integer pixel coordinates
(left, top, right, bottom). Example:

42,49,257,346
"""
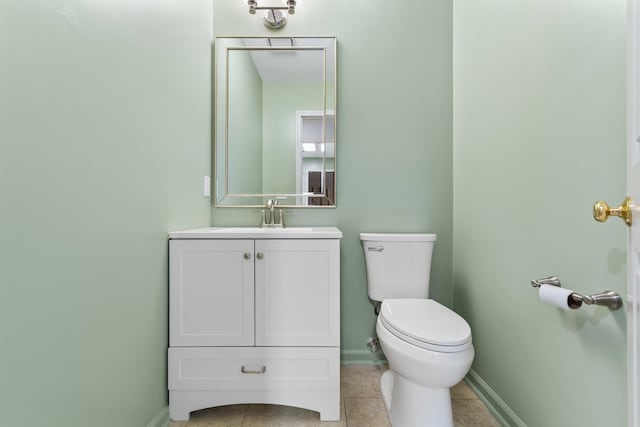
263,9,286,29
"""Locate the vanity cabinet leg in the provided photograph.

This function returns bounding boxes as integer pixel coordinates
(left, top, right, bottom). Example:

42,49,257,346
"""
320,411,340,421
318,394,341,421
168,411,190,422
168,392,191,422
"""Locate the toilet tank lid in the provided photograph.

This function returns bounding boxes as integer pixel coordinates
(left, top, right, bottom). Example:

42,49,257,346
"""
360,233,437,242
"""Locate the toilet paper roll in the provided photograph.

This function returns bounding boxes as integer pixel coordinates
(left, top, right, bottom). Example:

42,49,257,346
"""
538,284,582,310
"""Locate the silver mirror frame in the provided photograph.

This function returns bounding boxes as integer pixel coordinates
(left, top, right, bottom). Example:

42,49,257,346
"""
213,36,337,208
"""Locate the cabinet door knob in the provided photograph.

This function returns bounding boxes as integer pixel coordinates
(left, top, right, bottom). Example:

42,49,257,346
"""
256,252,264,260
241,365,266,374
243,252,251,260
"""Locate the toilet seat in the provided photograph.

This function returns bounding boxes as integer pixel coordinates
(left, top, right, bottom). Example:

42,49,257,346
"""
379,299,472,353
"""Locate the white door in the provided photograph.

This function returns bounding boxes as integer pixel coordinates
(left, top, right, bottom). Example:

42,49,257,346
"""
254,239,340,347
169,239,255,347
629,0,640,424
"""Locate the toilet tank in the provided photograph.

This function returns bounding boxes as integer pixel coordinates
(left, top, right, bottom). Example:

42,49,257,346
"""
360,233,437,302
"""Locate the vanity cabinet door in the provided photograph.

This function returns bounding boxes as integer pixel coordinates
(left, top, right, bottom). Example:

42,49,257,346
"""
170,239,255,347
255,239,340,347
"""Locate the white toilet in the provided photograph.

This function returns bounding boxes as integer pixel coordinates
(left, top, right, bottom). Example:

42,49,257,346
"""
360,233,474,427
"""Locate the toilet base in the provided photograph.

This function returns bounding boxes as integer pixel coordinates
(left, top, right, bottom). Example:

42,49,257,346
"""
381,370,453,427
380,370,394,410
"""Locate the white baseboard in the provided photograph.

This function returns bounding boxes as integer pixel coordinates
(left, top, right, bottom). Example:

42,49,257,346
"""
464,369,527,427
146,406,170,427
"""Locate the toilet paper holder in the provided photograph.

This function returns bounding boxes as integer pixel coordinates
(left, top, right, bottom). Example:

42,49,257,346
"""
530,276,623,310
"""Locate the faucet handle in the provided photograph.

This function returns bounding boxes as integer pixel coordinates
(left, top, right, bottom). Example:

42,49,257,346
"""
259,210,267,227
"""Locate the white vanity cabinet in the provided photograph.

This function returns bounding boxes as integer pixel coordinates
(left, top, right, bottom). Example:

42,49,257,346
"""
255,239,339,347
167,227,342,422
169,239,255,347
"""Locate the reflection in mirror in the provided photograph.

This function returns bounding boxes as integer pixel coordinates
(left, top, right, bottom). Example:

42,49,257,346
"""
214,37,336,207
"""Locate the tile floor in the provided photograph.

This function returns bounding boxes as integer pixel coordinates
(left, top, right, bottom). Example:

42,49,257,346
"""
170,364,501,427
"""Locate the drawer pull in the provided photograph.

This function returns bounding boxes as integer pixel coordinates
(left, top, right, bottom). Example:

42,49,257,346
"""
241,365,266,374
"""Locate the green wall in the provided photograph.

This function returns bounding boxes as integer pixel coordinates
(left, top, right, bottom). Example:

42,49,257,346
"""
227,49,263,203
0,1,212,425
2,1,624,425
212,0,454,363
262,82,327,197
453,0,627,425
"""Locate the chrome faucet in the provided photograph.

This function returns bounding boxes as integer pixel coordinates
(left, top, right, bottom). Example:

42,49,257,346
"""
261,199,284,228
267,199,275,224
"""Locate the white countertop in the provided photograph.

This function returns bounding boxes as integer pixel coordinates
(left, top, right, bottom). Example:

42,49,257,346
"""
169,226,343,239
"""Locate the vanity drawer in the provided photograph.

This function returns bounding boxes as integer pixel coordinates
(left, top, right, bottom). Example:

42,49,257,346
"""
168,347,339,391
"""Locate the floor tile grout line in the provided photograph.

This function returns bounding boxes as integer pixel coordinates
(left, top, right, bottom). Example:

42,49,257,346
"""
343,396,348,426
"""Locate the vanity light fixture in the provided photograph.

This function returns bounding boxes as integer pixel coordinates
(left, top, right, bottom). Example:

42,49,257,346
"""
246,0,296,29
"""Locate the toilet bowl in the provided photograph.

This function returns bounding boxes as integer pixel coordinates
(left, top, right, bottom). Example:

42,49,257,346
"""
376,299,474,427
360,233,474,427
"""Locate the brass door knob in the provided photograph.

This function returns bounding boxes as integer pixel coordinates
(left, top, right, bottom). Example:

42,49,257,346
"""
593,197,633,226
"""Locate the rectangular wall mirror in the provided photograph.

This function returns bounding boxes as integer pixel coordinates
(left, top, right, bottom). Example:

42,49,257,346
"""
214,36,336,207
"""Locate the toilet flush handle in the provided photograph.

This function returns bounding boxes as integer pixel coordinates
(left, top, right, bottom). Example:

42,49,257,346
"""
367,246,384,252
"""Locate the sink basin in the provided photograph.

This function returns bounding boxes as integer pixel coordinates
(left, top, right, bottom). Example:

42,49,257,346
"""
169,227,342,239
